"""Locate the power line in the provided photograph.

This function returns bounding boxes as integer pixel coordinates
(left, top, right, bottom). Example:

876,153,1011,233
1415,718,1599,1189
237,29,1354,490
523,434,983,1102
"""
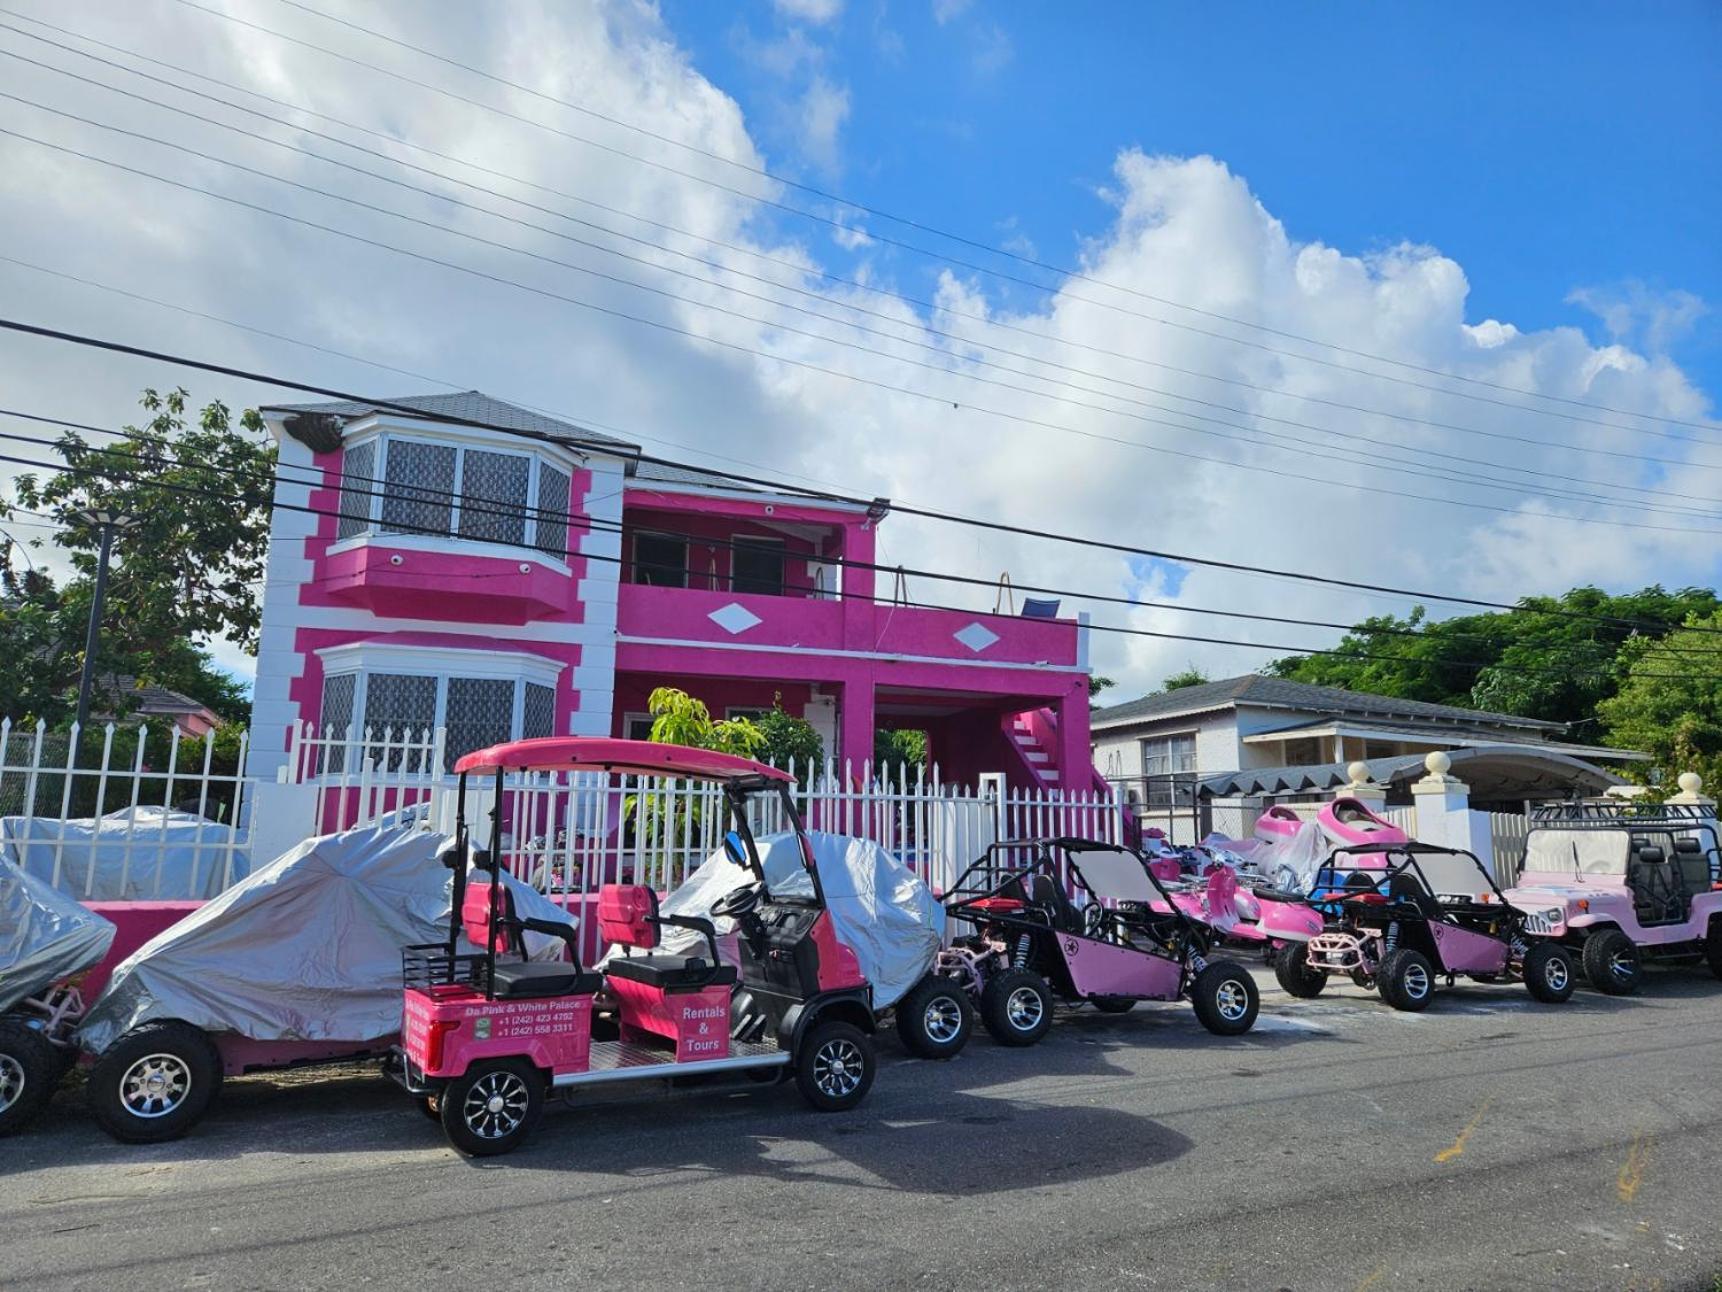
4,36,1712,508
6,314,1720,640
4,123,1718,539
168,0,1722,435
17,407,1720,662
14,9,1713,474
5,438,1715,684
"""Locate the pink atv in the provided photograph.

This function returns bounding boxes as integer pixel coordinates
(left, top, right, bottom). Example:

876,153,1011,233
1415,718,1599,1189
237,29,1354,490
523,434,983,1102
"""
939,838,1261,1042
1501,803,1722,995
1275,843,1577,1011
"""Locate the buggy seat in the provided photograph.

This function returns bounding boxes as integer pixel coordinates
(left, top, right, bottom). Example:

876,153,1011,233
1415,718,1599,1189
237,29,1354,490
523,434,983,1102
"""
1031,873,1085,935
461,878,598,999
598,885,736,992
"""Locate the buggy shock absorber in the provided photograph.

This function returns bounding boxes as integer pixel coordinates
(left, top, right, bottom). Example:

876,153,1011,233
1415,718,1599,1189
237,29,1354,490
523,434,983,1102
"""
1013,934,1032,969
1384,921,1399,955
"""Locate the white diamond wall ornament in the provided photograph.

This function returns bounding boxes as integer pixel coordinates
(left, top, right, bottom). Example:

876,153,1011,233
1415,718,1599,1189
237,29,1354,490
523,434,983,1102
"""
708,602,763,635
953,622,999,653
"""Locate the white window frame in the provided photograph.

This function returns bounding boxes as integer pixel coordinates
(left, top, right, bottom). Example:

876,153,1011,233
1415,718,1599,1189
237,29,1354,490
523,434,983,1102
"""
315,643,566,742
632,531,690,589
1140,731,1198,776
329,429,575,567
622,711,655,742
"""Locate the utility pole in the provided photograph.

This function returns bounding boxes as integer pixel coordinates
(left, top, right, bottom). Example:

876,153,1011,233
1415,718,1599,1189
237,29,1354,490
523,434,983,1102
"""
73,508,136,736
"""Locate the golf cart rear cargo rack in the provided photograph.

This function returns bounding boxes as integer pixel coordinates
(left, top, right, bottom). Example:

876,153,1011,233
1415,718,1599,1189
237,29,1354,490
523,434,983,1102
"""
401,944,488,991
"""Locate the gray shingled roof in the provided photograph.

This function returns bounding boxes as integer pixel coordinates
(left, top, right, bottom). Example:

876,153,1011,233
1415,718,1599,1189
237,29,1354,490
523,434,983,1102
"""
1092,674,1563,732
263,391,637,451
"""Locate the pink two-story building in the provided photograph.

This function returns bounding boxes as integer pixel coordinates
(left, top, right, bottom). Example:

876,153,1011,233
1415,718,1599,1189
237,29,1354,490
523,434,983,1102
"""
247,392,1094,788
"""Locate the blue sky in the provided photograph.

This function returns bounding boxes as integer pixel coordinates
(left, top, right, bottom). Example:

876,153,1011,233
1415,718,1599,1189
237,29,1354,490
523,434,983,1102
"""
664,0,1721,391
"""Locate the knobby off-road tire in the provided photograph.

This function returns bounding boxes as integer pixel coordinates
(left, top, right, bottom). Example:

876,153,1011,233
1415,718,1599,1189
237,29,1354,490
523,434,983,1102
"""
1523,941,1576,1004
1190,960,1260,1036
1707,920,1722,981
979,968,1055,1047
87,1021,223,1144
1377,948,1436,1012
1581,928,1640,995
0,1020,59,1137
893,975,973,1060
1274,941,1327,998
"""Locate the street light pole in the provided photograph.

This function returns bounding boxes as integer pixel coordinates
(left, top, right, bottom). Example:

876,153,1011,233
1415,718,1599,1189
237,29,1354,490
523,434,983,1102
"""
73,508,136,735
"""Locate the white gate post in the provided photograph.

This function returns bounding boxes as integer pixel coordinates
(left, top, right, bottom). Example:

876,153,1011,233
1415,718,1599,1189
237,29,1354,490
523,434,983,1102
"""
1408,752,1492,873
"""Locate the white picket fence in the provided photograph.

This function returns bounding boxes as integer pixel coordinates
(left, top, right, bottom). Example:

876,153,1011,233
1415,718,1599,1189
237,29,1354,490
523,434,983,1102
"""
1,719,1127,903
0,718,255,899
284,724,1126,902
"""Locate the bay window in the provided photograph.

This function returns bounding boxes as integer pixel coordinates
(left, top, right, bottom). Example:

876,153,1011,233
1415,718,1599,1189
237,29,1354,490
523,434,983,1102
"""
336,432,574,559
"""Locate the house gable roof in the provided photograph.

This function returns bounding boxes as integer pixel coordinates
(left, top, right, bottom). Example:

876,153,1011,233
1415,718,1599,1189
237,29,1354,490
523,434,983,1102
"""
262,391,637,453
1091,674,1565,734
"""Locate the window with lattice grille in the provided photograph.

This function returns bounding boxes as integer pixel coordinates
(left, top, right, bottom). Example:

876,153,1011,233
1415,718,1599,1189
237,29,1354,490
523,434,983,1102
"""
337,440,375,539
365,674,439,740
458,449,530,546
522,682,556,740
380,440,456,536
317,673,357,773
445,677,516,766
535,464,570,557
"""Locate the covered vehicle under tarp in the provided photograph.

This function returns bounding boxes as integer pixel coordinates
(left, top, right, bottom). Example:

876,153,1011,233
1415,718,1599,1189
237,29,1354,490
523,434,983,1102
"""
0,807,247,901
0,851,116,1015
1201,820,1332,892
609,831,942,1010
78,824,576,1054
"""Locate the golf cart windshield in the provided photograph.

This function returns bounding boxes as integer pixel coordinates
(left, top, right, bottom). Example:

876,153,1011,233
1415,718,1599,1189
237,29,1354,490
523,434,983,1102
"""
1522,829,1631,877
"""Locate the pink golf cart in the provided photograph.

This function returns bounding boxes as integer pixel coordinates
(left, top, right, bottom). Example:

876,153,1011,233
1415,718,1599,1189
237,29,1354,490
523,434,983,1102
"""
1502,801,1722,995
1275,842,1576,1010
392,737,880,1157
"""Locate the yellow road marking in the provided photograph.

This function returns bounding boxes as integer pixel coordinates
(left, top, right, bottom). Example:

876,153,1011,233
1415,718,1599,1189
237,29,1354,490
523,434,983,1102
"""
1617,1132,1651,1204
1434,1097,1492,1164
1355,1262,1388,1291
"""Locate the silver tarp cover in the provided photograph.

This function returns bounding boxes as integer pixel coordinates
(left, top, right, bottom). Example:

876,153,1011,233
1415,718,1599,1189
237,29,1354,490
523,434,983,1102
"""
0,851,116,1015
615,831,942,1010
78,824,575,1053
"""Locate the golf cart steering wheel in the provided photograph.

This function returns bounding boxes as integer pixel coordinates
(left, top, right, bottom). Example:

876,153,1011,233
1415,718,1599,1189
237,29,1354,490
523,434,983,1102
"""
711,883,763,920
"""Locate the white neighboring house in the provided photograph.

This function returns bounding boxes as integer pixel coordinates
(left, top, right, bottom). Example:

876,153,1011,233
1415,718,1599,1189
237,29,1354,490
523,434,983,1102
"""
1091,675,1645,834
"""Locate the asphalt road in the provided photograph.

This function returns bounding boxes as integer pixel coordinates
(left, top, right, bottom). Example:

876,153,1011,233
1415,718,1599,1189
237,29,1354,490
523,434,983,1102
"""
5,966,1722,1292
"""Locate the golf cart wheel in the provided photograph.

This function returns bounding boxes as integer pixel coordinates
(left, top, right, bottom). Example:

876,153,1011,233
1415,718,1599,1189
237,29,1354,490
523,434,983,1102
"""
0,1020,58,1137
894,975,973,1060
1581,929,1640,996
1190,960,1260,1036
440,1059,543,1157
980,969,1054,1047
795,1020,875,1112
87,1021,222,1144
1274,942,1326,999
1091,996,1136,1014
1377,949,1436,1012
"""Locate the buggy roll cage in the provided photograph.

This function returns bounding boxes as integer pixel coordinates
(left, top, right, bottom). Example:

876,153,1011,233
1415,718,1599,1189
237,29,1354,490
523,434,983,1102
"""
1312,842,1517,918
1525,800,1720,874
944,836,1206,943
439,737,822,978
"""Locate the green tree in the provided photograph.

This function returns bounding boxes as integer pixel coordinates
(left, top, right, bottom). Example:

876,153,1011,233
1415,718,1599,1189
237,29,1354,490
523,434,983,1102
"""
1158,666,1210,693
643,687,764,757
1,388,273,726
1598,609,1722,791
754,702,824,770
874,728,928,779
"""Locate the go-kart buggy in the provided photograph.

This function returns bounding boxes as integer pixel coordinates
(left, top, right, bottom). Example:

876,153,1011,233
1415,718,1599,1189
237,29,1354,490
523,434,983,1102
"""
393,737,880,1157
1274,843,1576,1010
1502,800,1722,995
0,853,115,1135
938,837,1261,1044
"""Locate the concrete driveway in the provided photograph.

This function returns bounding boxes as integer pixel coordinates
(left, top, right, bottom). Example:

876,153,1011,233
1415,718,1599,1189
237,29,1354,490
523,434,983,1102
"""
4,967,1721,1291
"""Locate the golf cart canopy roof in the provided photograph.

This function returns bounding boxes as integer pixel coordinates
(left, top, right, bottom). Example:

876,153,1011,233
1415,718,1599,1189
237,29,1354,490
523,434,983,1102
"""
452,737,793,783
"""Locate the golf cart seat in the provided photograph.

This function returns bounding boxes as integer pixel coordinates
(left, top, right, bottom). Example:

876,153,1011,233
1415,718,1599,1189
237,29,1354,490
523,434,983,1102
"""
598,884,737,992
1030,873,1085,935
460,878,600,999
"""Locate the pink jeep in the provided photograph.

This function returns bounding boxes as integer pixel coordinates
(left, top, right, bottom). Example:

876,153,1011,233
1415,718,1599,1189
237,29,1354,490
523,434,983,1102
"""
1502,804,1722,995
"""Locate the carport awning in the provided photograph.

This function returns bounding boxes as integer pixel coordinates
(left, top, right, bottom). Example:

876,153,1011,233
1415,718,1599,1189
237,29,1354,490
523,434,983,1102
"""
1199,745,1625,801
